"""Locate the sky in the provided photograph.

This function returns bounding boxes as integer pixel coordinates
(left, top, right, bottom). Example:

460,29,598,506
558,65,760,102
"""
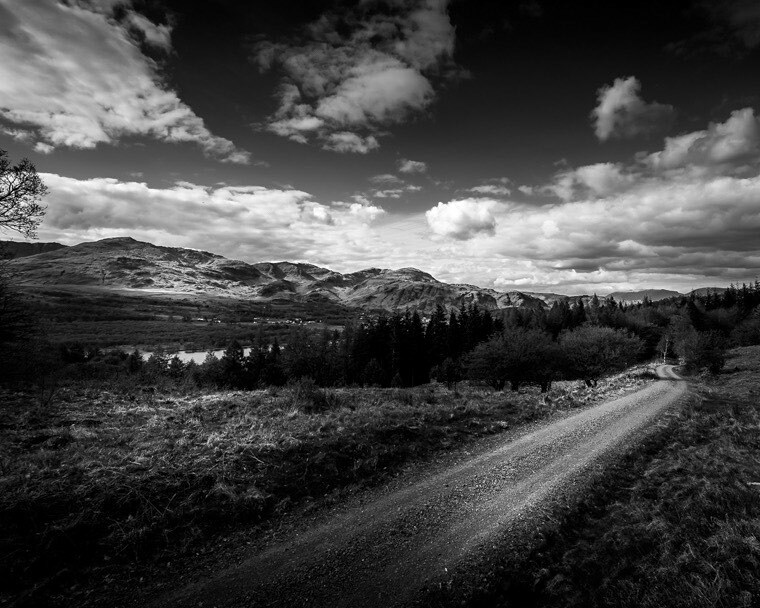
1,0,759,295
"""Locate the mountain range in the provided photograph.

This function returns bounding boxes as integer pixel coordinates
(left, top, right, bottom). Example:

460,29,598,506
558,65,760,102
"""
4,238,723,313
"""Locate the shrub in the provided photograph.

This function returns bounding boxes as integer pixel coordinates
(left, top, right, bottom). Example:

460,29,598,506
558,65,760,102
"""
287,376,341,413
676,330,727,374
560,326,643,386
465,328,561,392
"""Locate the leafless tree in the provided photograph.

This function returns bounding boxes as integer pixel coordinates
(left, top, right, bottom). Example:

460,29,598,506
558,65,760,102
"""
0,149,47,238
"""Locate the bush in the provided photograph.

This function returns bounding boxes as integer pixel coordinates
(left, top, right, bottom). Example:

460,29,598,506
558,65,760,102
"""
465,328,560,392
730,309,760,346
677,330,727,374
560,326,643,386
287,376,342,413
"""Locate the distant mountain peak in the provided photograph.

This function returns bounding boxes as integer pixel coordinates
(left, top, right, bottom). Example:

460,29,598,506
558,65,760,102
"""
97,236,139,244
5,236,726,314
383,267,438,282
606,289,681,303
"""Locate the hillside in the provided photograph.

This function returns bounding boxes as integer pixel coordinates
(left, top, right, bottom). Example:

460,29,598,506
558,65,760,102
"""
608,287,728,303
6,238,728,314
689,287,727,297
607,289,681,303
0,241,67,259
7,237,546,313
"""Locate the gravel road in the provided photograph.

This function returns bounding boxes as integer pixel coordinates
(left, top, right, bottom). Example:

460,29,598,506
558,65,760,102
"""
154,366,686,608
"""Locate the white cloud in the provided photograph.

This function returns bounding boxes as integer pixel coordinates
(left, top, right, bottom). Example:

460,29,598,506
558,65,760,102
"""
322,132,379,154
253,0,458,152
398,158,428,174
0,0,249,163
33,142,54,155
469,184,511,196
315,62,433,126
367,184,422,199
591,76,675,141
646,107,760,171
373,189,405,199
37,174,387,267
370,173,403,185
426,198,500,240
549,162,634,200
0,126,34,143
348,202,386,223
410,107,760,293
123,11,172,51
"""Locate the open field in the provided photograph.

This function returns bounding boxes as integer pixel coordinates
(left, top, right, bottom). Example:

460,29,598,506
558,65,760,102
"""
0,370,652,607
425,346,760,608
18,286,354,350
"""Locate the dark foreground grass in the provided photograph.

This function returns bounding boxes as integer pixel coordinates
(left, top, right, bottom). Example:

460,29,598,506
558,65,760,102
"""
429,346,760,608
0,371,649,607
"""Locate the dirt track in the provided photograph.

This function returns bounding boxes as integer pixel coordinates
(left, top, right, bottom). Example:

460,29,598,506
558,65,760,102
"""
152,366,686,608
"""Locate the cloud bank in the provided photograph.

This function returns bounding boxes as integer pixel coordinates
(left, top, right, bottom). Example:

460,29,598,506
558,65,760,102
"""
420,106,760,293
38,174,385,266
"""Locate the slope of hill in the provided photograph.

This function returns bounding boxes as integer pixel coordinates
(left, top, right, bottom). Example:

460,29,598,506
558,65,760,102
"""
8,237,546,313
8,237,720,313
607,289,681,303
689,287,727,297
0,240,67,259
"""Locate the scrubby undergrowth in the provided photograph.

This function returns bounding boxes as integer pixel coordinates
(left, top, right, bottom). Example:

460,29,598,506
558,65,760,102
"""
0,370,650,607
442,346,760,608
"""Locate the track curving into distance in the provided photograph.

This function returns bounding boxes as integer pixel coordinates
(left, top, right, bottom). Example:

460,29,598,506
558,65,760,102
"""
152,365,686,608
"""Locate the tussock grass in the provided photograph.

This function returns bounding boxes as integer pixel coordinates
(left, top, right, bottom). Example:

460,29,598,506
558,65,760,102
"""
446,346,760,608
0,369,650,606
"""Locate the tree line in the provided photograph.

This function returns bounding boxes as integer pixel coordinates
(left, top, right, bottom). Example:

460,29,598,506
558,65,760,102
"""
2,147,759,396
95,283,759,392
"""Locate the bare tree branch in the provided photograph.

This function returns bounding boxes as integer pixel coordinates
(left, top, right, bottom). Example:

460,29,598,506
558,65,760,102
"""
0,150,48,238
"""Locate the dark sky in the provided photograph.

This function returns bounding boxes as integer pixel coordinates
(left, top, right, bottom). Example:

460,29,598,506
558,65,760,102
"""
0,0,759,294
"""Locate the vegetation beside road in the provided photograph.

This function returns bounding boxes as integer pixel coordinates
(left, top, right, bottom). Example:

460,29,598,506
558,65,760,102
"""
428,346,760,608
0,369,651,607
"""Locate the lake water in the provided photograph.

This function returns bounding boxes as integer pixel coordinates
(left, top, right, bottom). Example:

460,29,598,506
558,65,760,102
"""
141,347,254,364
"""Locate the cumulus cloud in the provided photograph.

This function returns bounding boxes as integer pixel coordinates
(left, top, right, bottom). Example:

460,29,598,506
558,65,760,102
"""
591,76,675,141
485,173,760,268
398,158,428,173
549,162,635,200
645,107,760,171
37,174,386,266
410,107,760,293
414,170,760,292
0,0,249,163
322,132,379,154
426,198,500,240
253,0,459,152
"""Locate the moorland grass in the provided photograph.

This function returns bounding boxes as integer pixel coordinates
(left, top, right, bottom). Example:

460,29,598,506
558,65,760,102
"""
0,371,649,606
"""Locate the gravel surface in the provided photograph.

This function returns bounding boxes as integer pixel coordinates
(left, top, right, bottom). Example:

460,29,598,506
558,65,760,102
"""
151,366,687,608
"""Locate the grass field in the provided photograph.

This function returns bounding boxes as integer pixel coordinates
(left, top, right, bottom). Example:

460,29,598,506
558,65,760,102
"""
19,286,355,350
0,370,651,607
428,346,760,608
